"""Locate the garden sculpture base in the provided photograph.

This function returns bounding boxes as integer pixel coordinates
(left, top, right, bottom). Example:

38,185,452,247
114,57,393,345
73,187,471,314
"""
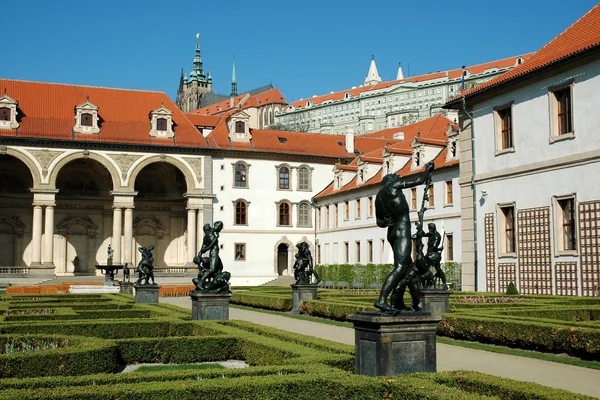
134,284,160,303
119,281,135,295
290,284,318,314
347,311,441,376
419,288,451,314
190,291,232,320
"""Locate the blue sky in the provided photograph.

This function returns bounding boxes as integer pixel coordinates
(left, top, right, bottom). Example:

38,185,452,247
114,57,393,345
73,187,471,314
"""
3,0,598,103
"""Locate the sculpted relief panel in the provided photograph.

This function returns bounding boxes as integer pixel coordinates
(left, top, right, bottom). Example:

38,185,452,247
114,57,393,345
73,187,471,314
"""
107,154,143,180
26,149,64,177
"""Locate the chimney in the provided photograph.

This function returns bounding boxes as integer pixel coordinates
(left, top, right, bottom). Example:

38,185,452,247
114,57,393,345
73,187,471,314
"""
345,126,355,154
229,97,234,108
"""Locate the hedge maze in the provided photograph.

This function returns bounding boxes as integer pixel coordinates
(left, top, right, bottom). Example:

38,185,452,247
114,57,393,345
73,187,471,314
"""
0,293,595,399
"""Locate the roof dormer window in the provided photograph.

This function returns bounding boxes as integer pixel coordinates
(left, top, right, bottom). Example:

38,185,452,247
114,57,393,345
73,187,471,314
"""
0,93,19,130
74,98,100,134
149,104,174,138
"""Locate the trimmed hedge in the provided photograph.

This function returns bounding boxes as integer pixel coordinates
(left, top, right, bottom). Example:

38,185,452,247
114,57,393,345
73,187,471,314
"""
231,292,292,311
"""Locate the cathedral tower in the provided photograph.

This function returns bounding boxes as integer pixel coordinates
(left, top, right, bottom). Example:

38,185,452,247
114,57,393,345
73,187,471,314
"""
176,34,213,113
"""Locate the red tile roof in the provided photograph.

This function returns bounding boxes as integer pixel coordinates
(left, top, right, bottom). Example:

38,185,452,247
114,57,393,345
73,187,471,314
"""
185,113,221,127
285,54,530,111
193,88,287,116
0,79,208,148
360,114,455,140
448,4,600,103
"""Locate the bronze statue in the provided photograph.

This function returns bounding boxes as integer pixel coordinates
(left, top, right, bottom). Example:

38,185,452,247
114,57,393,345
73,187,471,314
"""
123,262,131,283
135,245,156,285
420,223,448,290
293,242,320,285
374,161,435,314
107,244,114,266
192,221,230,294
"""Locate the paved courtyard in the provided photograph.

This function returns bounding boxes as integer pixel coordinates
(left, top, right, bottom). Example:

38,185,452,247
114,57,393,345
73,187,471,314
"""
161,296,600,398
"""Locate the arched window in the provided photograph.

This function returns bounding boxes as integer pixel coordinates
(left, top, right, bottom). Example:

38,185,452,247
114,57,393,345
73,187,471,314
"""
269,110,273,125
279,202,291,226
81,113,93,127
298,167,310,190
278,166,290,189
235,121,245,133
157,118,168,131
235,200,247,225
0,107,12,121
298,202,311,227
234,162,247,188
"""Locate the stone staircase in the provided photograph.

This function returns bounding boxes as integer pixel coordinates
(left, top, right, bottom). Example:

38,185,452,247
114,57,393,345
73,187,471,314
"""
260,275,296,286
37,275,105,286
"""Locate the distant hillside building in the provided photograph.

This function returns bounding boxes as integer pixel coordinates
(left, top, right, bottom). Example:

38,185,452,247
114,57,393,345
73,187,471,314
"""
276,54,532,135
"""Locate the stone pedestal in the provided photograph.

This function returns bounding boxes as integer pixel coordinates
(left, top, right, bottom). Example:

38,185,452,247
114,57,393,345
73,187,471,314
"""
119,281,135,295
420,289,451,314
291,284,318,314
346,311,442,376
134,285,161,303
190,292,232,320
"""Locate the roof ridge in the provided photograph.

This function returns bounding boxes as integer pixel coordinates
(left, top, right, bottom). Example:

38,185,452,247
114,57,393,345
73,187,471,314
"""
0,78,166,95
537,3,599,54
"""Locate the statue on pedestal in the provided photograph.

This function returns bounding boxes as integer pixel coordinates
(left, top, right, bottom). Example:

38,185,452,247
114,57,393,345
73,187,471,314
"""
192,221,231,294
107,244,114,266
420,223,448,290
135,245,156,285
293,242,320,285
374,161,435,314
123,263,131,283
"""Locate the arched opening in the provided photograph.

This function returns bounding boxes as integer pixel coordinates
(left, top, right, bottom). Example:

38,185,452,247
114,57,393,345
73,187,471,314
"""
55,158,113,274
277,243,288,276
133,162,187,268
0,155,34,267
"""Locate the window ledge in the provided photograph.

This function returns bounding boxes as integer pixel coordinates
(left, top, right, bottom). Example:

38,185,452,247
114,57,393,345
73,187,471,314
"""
232,186,250,189
495,147,515,156
296,188,312,192
549,132,575,144
276,188,292,191
498,252,517,259
276,224,293,228
233,224,249,227
555,249,579,257
234,259,246,261
444,203,454,208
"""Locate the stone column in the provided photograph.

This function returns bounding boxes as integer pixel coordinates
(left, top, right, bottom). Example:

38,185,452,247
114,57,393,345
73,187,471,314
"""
187,208,197,264
112,207,122,264
196,207,204,252
31,205,43,265
123,207,133,266
43,205,55,266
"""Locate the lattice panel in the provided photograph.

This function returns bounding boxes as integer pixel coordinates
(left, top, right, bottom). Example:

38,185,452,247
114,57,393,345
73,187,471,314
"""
579,200,600,297
498,263,516,293
484,213,496,292
555,262,578,296
517,207,552,295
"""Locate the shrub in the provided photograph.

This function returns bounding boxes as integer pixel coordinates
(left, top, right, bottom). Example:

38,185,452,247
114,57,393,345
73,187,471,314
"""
506,281,519,295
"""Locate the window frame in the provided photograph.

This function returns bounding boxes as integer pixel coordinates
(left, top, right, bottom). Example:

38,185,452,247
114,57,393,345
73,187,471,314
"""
297,201,312,228
494,102,515,155
344,241,349,263
297,165,312,191
334,203,339,228
548,81,575,143
344,201,349,221
445,233,454,261
445,180,453,206
410,188,417,211
277,165,291,190
497,203,517,257
277,201,292,226
427,185,435,208
156,117,168,132
367,196,374,218
233,199,248,226
355,199,361,220
552,194,578,256
367,239,373,263
233,161,249,189
234,243,246,261
235,121,245,133
355,240,361,263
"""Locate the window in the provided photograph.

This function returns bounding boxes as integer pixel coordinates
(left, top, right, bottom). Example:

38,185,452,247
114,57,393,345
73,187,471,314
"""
368,196,373,217
334,204,339,228
81,113,93,127
278,202,291,226
355,241,361,263
445,233,454,261
326,207,330,229
317,207,321,230
234,162,248,188
495,105,514,151
550,86,573,139
235,121,245,133
355,199,361,219
156,118,168,131
317,244,321,264
235,200,247,225
411,188,417,210
499,205,516,254
427,185,435,208
445,180,453,205
298,167,311,190
278,166,290,189
235,243,246,260
344,201,349,220
0,107,10,121
554,196,577,253
380,239,385,262
344,242,349,263
367,240,373,263
298,202,311,227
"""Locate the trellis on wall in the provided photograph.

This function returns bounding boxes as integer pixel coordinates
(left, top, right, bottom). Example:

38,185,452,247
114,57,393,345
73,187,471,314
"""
555,262,578,296
498,263,517,293
517,207,552,295
484,213,496,292
579,200,600,297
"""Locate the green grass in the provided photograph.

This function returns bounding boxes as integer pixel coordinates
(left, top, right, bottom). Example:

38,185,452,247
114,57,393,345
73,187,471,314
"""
134,363,226,372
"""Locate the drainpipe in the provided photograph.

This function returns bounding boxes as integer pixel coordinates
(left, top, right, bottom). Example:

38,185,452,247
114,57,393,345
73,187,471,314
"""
311,199,318,262
461,96,478,291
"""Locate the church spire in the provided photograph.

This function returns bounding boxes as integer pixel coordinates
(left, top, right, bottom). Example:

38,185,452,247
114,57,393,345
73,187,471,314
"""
190,33,206,82
364,55,382,86
230,57,238,97
396,62,404,80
